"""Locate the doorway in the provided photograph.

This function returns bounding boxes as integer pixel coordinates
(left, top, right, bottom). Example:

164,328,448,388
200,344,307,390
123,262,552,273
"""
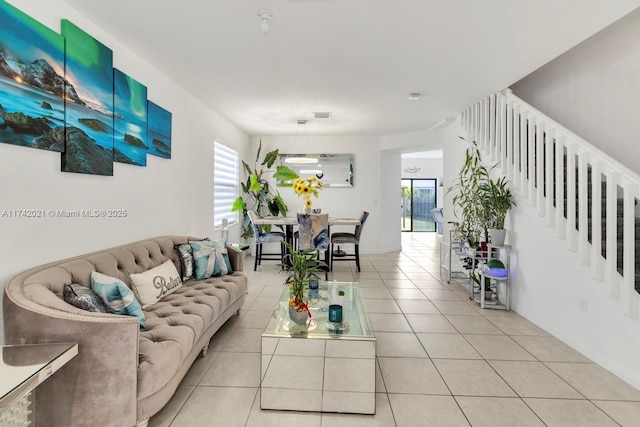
401,178,437,232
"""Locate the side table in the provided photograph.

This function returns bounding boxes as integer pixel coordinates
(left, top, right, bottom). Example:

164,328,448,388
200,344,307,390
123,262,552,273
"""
0,343,78,426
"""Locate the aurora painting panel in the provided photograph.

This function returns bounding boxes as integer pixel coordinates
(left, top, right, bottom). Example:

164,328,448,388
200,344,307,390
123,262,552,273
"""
61,19,114,176
0,0,65,151
114,69,147,166
147,100,171,159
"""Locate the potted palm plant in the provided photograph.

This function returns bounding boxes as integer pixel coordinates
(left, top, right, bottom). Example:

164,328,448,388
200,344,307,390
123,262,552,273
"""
479,176,517,246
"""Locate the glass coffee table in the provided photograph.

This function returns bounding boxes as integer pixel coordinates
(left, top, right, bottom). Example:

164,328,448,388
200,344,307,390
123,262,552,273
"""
261,281,376,414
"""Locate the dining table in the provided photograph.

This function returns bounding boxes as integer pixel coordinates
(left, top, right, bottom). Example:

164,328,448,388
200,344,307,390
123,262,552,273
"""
254,216,361,270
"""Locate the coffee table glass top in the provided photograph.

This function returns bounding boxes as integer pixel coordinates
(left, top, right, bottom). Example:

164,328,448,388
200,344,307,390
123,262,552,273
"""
263,281,374,340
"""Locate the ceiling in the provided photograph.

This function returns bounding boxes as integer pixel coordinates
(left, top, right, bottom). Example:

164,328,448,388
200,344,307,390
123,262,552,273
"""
60,0,640,137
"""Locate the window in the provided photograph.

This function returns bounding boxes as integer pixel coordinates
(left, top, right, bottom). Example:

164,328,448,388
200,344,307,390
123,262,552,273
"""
214,141,239,228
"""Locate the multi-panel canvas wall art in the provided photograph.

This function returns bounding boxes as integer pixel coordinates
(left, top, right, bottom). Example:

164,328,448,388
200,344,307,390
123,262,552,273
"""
0,1,173,176
114,68,147,166
147,101,172,159
61,19,114,176
0,1,65,151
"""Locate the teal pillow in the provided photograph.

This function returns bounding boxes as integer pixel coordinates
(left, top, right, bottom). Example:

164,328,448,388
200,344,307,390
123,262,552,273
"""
90,271,146,328
189,240,233,280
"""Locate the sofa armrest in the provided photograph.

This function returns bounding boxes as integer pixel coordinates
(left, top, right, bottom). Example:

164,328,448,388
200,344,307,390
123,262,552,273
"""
227,245,244,272
4,283,139,427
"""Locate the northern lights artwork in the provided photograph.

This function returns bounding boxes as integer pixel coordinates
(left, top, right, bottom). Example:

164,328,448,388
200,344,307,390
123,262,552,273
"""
147,101,172,159
114,68,147,166
0,2,173,177
0,0,66,151
61,19,114,176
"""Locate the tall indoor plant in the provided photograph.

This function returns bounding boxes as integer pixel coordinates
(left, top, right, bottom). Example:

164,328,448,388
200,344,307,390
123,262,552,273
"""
231,140,299,239
447,137,494,247
447,137,516,246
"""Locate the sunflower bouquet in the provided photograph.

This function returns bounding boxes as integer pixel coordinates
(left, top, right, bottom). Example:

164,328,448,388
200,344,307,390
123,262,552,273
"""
292,176,323,209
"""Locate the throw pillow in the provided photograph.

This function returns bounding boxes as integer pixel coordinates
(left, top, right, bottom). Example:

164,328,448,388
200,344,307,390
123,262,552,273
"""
90,271,146,328
174,243,195,281
129,259,183,308
189,239,233,280
63,283,112,313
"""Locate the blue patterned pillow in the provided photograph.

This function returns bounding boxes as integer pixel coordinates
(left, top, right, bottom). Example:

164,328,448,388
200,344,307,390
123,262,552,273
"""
189,240,233,280
90,271,146,328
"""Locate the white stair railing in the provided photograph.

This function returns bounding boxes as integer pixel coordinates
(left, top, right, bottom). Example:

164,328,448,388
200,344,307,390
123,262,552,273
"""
461,89,640,318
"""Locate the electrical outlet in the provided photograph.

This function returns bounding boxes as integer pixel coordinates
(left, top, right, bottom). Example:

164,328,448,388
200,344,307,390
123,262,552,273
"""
578,298,588,312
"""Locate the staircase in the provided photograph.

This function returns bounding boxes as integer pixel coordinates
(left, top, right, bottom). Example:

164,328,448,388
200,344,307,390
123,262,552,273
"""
461,89,640,318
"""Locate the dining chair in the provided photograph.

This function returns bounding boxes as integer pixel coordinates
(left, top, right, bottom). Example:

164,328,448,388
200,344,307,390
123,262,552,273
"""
330,211,369,272
247,211,285,271
296,213,329,279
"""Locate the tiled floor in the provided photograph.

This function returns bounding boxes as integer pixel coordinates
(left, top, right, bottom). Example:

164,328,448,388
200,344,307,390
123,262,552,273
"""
150,233,640,426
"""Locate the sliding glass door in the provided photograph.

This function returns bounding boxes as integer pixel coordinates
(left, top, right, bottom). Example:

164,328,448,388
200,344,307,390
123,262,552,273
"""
401,178,437,232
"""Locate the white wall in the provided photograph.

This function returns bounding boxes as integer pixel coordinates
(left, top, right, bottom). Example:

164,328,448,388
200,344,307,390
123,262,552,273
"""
0,0,249,341
251,135,400,254
510,201,640,389
511,7,640,175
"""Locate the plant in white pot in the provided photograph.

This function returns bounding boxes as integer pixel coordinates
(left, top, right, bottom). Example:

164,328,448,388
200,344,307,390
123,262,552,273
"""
479,176,516,246
448,137,516,247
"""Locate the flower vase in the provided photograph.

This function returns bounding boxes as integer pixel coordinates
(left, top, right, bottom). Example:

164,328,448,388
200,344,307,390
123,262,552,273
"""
288,306,309,325
303,207,312,215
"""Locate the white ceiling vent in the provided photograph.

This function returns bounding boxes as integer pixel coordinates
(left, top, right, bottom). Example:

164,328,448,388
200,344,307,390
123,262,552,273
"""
313,112,332,119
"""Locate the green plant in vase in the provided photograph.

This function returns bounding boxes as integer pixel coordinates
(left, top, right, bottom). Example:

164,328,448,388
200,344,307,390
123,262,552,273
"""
282,242,327,324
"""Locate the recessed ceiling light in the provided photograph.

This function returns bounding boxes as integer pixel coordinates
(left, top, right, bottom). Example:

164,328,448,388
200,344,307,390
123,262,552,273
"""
314,112,332,119
408,93,421,101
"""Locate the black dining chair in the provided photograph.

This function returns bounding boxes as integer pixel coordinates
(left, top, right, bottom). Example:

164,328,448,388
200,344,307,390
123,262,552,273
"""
247,211,285,271
330,211,369,272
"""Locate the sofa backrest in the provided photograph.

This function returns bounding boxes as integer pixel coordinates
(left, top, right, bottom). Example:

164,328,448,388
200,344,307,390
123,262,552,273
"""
17,236,197,301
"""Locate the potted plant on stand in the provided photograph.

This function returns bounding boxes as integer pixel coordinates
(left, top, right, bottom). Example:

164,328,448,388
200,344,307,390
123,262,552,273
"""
447,137,494,248
479,176,517,246
231,140,299,242
448,137,516,247
282,242,327,325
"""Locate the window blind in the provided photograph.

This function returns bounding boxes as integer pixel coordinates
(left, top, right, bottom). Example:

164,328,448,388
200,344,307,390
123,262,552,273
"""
214,141,239,228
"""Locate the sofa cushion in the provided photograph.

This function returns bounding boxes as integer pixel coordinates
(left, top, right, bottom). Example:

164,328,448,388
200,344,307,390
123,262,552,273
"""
190,240,233,280
91,271,146,328
63,283,112,313
130,260,183,309
174,243,195,281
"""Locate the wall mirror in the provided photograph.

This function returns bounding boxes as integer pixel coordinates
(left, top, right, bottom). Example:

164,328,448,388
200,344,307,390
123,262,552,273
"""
278,153,354,187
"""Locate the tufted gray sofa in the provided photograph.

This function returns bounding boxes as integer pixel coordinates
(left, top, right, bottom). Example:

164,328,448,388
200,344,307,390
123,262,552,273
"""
3,236,248,427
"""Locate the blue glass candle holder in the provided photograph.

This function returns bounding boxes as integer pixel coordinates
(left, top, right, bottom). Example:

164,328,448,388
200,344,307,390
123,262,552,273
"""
328,304,343,323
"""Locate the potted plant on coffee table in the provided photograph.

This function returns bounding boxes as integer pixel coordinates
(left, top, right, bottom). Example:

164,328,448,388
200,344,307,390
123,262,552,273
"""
282,242,327,325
